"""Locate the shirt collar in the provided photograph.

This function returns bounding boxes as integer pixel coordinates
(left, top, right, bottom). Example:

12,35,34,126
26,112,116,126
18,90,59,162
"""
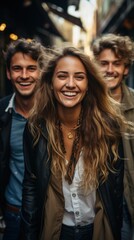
5,93,16,112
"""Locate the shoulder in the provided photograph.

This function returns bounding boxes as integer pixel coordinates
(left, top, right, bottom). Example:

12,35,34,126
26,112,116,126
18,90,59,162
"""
0,95,12,115
0,94,12,104
23,122,49,174
127,87,134,106
128,86,134,97
122,85,134,108
125,85,134,98
24,121,48,149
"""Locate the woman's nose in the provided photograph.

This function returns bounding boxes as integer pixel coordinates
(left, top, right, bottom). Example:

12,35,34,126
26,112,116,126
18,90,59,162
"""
66,76,76,87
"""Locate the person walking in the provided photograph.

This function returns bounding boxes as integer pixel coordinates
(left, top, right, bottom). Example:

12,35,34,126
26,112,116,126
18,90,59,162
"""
92,33,134,240
0,38,46,240
21,46,128,240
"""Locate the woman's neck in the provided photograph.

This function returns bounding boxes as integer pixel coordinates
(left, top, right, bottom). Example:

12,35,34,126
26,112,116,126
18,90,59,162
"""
58,106,82,128
58,110,82,183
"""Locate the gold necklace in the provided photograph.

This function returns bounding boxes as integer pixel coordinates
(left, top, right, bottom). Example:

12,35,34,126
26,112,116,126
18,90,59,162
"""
61,123,75,139
67,131,74,139
58,116,82,184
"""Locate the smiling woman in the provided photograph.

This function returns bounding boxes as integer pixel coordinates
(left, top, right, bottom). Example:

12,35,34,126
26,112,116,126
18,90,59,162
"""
21,45,128,240
52,55,88,111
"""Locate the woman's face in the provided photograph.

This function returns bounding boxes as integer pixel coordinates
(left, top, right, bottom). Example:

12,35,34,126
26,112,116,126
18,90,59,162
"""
52,56,88,111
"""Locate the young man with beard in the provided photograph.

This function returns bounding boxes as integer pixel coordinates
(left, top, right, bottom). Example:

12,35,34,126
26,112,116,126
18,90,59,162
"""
92,33,134,240
0,38,46,240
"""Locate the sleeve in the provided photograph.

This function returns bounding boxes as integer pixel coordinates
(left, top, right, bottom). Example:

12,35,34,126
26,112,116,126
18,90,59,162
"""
98,138,124,240
21,123,40,240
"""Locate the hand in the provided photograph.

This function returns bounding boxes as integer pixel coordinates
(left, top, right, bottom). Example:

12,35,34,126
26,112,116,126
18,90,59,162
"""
0,215,6,233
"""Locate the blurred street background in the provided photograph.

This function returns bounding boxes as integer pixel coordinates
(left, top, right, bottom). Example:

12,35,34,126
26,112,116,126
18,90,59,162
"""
0,0,134,239
0,0,134,98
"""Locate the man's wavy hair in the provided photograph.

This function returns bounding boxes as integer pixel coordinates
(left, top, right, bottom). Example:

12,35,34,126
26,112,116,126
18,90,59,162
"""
91,33,134,67
4,38,46,71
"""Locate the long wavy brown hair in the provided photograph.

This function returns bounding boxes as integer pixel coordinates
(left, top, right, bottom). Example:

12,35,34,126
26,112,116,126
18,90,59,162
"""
28,45,125,190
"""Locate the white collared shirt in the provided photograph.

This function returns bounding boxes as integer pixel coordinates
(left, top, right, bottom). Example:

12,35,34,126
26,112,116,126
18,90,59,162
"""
62,151,96,226
5,93,16,112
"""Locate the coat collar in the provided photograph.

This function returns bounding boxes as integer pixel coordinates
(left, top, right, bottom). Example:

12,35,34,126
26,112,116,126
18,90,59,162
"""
5,93,15,112
121,82,134,112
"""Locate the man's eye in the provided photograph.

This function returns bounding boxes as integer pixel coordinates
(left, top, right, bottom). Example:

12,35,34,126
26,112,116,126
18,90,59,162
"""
100,62,107,66
28,67,37,72
12,67,21,72
114,62,121,66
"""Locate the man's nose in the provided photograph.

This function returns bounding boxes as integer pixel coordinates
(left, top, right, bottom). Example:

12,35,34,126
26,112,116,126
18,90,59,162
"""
21,69,29,78
107,63,114,73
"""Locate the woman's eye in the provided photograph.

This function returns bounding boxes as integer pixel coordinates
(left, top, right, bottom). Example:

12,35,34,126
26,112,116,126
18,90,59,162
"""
57,75,67,79
75,75,85,80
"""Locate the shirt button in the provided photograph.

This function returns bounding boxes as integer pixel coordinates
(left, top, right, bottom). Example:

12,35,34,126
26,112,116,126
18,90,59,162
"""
72,193,76,197
75,211,79,216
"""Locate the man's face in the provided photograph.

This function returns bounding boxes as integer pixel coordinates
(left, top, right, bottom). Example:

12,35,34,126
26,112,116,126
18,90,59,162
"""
7,52,40,99
97,48,128,91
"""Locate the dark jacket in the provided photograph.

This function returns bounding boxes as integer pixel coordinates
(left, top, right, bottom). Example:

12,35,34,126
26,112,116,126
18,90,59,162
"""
0,95,13,215
21,123,124,240
21,123,51,240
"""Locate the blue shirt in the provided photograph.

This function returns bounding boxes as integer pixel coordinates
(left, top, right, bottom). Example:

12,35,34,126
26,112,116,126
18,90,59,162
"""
5,95,27,207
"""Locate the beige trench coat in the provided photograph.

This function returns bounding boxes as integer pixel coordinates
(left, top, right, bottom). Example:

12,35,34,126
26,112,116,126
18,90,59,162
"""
40,173,114,240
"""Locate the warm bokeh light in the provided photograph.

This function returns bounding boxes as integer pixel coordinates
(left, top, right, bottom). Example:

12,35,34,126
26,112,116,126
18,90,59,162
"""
0,23,6,31
26,38,32,42
9,33,18,40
